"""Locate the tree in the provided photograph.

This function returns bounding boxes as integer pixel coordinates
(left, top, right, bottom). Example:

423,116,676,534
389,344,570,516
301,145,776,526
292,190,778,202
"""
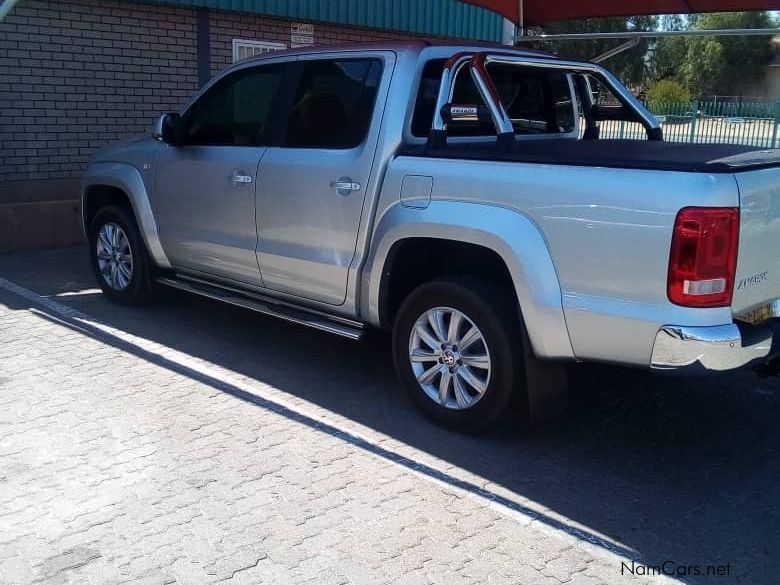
525,16,657,87
651,12,776,97
649,15,689,81
646,79,691,103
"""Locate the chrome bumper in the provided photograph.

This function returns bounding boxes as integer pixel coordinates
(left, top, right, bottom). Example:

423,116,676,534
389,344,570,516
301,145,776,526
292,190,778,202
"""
650,323,774,374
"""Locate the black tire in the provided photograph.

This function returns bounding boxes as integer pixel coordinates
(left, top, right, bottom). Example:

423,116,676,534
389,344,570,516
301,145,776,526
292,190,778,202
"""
392,276,526,432
88,205,153,305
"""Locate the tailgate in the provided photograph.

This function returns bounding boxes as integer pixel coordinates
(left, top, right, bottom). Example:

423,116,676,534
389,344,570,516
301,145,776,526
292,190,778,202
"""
732,166,780,318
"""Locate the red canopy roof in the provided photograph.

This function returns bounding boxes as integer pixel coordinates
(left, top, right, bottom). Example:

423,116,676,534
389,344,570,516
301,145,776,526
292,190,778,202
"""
466,0,780,25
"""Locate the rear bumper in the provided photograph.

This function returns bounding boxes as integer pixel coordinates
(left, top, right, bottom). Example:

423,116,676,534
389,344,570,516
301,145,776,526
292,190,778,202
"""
650,322,778,375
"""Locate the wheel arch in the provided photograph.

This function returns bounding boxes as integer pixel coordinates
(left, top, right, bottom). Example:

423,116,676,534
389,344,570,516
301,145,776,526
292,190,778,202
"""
82,184,132,232
81,162,171,269
362,201,574,360
378,237,515,327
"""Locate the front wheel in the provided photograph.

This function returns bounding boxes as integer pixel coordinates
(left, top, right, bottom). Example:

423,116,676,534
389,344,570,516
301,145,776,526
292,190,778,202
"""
392,277,526,432
88,205,153,305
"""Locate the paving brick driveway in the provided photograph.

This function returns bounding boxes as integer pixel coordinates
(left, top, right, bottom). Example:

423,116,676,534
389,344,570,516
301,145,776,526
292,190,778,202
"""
0,247,777,585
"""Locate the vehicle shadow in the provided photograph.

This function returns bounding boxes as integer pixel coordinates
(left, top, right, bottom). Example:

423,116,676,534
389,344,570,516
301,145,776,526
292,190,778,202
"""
1,247,778,584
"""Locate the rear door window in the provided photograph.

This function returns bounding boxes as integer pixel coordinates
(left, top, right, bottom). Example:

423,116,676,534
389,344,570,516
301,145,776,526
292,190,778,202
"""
284,59,383,149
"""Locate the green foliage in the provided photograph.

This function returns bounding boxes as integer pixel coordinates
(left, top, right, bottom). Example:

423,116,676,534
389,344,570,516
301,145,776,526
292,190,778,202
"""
650,15,689,81
646,79,692,103
523,12,777,98
651,12,776,97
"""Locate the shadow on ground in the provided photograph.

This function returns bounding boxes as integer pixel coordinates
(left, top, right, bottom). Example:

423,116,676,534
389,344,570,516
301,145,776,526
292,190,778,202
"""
1,246,778,584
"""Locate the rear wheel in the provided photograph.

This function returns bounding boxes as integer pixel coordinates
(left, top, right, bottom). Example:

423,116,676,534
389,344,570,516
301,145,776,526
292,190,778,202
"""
89,205,153,305
392,277,525,432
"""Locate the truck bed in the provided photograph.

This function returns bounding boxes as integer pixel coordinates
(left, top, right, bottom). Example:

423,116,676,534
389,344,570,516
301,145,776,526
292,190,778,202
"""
401,139,780,173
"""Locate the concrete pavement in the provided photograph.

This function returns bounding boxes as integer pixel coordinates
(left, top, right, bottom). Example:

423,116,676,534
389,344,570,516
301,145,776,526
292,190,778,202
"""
0,246,777,584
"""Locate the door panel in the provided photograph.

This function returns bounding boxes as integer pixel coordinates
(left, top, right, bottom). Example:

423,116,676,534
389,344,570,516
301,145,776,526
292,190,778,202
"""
256,148,370,303
155,62,289,286
155,146,265,285
256,56,391,305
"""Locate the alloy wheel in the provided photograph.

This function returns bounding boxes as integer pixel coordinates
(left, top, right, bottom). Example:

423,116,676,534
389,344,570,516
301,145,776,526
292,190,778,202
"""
408,306,492,410
96,222,134,291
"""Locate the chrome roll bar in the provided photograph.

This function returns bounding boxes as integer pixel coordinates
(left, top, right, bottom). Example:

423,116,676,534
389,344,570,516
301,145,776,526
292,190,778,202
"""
430,52,473,137
429,51,663,149
469,54,514,140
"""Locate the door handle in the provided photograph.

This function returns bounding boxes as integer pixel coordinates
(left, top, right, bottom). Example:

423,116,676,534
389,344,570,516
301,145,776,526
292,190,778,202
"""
330,177,361,195
231,172,253,185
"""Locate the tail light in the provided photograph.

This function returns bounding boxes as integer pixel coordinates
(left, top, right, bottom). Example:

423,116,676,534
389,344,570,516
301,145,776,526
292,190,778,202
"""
668,207,739,308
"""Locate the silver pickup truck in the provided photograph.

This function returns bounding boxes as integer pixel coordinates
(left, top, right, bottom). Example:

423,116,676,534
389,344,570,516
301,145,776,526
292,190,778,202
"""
81,41,780,431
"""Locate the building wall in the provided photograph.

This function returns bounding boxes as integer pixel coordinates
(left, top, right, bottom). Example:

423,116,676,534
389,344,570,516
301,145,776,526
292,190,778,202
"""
208,10,420,78
0,0,199,183
0,0,428,250
0,0,201,248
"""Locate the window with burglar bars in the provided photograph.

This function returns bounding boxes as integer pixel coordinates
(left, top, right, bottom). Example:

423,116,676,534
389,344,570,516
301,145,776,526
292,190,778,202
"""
232,39,287,63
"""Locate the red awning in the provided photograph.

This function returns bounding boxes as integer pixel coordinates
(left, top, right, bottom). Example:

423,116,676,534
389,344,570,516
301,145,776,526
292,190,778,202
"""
466,1,780,25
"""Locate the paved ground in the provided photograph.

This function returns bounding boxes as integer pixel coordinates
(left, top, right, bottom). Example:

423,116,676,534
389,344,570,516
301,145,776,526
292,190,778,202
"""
0,246,777,585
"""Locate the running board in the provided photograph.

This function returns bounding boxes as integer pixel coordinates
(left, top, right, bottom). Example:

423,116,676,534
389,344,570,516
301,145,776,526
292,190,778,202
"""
156,276,364,340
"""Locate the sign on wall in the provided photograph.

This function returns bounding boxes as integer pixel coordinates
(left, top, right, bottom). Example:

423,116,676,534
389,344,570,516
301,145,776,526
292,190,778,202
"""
291,23,314,47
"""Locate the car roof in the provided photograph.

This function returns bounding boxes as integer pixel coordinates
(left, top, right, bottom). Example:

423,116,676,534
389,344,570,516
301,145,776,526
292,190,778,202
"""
231,39,557,68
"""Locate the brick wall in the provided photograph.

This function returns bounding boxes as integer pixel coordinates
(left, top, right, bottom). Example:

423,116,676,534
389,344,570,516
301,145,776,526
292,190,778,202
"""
0,0,430,250
0,0,199,185
0,0,429,189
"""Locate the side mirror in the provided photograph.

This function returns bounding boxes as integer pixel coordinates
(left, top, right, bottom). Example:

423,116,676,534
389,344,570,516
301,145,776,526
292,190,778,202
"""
153,113,181,144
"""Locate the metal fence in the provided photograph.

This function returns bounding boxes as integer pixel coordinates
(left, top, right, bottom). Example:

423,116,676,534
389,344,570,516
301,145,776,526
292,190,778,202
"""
597,100,780,148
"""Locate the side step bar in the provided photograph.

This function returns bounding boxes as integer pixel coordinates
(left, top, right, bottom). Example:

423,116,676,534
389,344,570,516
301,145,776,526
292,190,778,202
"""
156,276,364,340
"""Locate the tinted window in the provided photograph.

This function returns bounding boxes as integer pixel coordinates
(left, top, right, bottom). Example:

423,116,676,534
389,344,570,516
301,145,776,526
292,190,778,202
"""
284,59,382,149
411,59,575,137
183,64,284,146
411,59,489,137
411,59,447,137
490,64,575,134
586,74,622,107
